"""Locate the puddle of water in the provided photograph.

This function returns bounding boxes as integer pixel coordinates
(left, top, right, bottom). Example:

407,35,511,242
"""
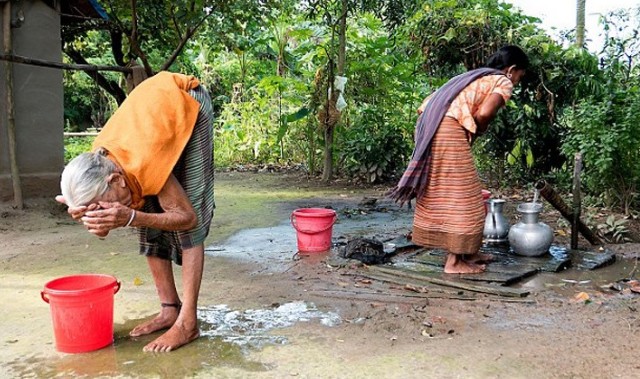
198,301,341,348
479,244,569,262
6,301,339,378
206,207,412,272
402,243,638,298
520,257,639,295
7,330,266,378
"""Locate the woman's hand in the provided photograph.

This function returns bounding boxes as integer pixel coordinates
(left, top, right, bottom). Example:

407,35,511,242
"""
56,195,96,221
82,202,134,236
76,174,195,235
56,195,107,237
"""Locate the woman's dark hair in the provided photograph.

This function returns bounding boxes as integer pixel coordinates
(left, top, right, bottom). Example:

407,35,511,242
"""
485,45,529,70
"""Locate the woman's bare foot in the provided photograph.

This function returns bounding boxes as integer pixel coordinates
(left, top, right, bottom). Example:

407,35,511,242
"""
464,253,494,264
129,303,181,337
142,319,200,352
444,254,486,274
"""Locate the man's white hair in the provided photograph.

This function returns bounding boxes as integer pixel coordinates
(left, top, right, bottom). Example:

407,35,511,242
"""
60,148,117,207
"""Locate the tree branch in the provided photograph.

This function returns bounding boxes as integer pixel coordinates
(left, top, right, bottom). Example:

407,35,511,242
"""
170,6,182,36
160,14,210,72
110,28,126,66
126,0,153,76
64,49,127,104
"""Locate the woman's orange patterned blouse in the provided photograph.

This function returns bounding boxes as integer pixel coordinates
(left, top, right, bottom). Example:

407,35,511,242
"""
418,74,513,135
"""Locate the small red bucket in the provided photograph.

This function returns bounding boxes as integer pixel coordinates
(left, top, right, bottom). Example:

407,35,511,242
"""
290,208,338,253
41,274,120,353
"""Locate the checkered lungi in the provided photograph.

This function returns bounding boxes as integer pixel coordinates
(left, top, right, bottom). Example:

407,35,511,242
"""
138,85,215,265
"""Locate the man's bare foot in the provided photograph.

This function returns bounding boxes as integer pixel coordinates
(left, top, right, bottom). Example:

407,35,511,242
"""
142,320,200,353
444,254,486,274
464,253,494,264
129,303,180,337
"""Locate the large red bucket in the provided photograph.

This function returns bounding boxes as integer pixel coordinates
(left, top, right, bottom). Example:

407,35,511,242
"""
41,274,120,353
290,208,338,253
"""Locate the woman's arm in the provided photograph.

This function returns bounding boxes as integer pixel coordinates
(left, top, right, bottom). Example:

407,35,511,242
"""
473,93,505,135
131,174,197,230
82,174,197,236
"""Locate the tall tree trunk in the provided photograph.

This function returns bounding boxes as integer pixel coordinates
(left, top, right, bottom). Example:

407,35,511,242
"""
576,0,586,48
322,0,347,182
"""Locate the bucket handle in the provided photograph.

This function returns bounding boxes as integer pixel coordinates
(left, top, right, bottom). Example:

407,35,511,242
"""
41,280,121,303
290,213,338,234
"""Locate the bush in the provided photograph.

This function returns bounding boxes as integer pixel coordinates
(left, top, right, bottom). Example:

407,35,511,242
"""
561,83,640,213
341,107,411,183
64,137,94,164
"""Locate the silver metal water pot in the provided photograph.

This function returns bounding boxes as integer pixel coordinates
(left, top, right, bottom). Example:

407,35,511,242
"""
508,202,554,256
483,199,510,243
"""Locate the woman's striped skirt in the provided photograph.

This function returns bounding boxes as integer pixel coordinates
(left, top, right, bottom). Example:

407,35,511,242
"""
412,116,484,255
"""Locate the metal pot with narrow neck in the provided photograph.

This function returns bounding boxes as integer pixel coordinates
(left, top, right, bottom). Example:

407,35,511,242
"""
508,202,554,257
483,199,510,243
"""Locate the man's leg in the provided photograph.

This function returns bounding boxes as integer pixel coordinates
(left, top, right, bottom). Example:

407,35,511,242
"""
143,243,204,352
130,255,181,337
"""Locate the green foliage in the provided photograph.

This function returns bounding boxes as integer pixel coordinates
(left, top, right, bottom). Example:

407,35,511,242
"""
60,0,640,218
341,107,411,183
204,9,422,175
337,13,419,182
400,0,559,183
561,80,640,212
560,8,640,213
63,71,94,132
213,74,311,167
63,30,119,131
397,0,626,188
64,137,94,164
401,0,540,74
597,215,631,243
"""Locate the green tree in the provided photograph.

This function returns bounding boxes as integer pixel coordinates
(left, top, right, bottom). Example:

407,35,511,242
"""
304,0,416,181
63,0,276,103
397,0,613,184
561,7,640,213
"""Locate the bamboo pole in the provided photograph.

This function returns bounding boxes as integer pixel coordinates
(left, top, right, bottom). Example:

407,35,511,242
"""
3,1,23,209
571,153,583,249
0,53,132,73
535,179,602,245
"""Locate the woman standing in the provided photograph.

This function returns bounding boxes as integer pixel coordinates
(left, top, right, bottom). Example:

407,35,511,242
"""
57,71,214,352
389,46,528,274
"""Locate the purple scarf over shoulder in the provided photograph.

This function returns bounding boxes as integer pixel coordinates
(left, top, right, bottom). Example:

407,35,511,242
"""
388,68,503,205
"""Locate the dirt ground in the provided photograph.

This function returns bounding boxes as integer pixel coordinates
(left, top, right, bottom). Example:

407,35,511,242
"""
1,171,640,379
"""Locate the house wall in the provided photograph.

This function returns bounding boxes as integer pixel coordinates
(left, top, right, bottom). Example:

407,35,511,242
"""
0,0,64,201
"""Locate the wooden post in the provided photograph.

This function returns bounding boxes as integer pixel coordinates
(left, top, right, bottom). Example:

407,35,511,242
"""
3,0,23,209
535,179,602,245
571,153,583,249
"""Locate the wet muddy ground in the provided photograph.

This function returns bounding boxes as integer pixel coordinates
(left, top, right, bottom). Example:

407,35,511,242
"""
2,171,640,378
